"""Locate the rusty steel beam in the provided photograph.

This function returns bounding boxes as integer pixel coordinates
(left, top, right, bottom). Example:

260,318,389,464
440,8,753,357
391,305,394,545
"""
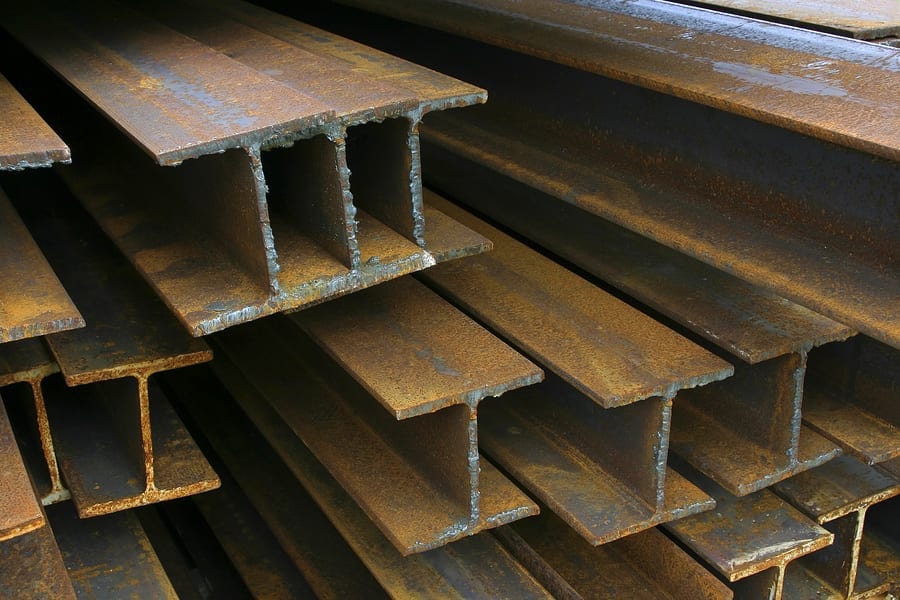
0,397,43,542
217,281,541,555
804,336,900,465
3,0,490,336
46,502,177,599
669,0,900,41
170,366,553,599
0,339,68,504
418,181,847,495
8,173,219,517
0,515,75,599
0,72,69,170
306,0,900,349
772,455,900,599
413,194,729,543
665,461,834,599
497,513,733,599
862,481,900,596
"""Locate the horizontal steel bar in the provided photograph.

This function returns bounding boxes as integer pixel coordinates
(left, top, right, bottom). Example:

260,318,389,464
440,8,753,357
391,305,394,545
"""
0,189,83,344
804,336,900,465
665,460,834,599
170,366,553,598
0,72,69,170
0,339,67,504
774,456,900,599
0,397,43,542
329,0,900,161
421,181,844,494
9,174,220,516
419,192,732,408
498,513,733,599
670,0,900,40
46,501,177,598
0,514,75,599
214,305,539,554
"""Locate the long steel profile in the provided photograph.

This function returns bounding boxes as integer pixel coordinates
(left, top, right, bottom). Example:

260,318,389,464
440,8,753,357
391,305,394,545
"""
803,336,900,465
315,0,899,349
665,460,834,600
0,513,75,599
415,193,730,544
0,338,68,504
773,455,900,599
861,474,900,596
218,281,542,554
169,366,553,599
3,0,489,336
420,177,847,496
496,513,733,599
11,173,219,517
0,74,82,344
0,397,43,542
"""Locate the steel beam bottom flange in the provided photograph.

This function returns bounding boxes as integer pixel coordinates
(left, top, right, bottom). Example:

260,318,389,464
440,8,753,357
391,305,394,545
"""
0,513,75,600
167,366,553,599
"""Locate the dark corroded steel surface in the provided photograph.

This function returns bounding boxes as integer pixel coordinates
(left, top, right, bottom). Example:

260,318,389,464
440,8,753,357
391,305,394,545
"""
0,517,76,599
174,366,552,598
333,0,900,161
501,513,733,599
805,336,900,465
47,501,177,599
10,175,219,516
666,460,833,598
0,397,43,541
0,73,69,170
420,181,845,495
0,338,67,503
213,313,538,554
0,189,83,344
862,496,900,596
673,0,900,40
775,456,900,599
292,276,543,419
4,0,331,166
420,193,732,408
480,377,714,545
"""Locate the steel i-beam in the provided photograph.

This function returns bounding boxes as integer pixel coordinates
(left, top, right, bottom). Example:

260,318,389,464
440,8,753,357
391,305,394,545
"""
773,455,900,599
0,73,82,344
0,397,43,542
496,513,734,599
0,508,75,600
311,0,899,349
215,277,543,555
665,460,835,600
8,173,219,517
168,366,553,599
803,336,900,465
3,0,489,336
416,193,732,544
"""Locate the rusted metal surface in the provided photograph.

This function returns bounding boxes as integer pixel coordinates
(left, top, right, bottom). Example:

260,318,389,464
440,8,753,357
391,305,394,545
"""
862,493,900,595
774,455,900,599
47,501,177,599
0,72,69,170
307,2,900,349
672,0,900,40
0,397,43,542
9,172,219,517
171,365,552,599
0,339,66,504
666,461,834,599
421,181,846,496
4,0,490,336
498,512,733,599
419,192,732,408
0,516,76,599
0,190,83,344
215,293,540,554
804,336,900,465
